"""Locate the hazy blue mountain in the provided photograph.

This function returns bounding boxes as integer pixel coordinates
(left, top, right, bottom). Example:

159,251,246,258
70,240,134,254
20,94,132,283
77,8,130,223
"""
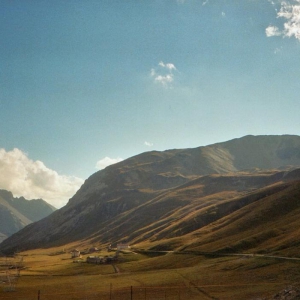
0,190,56,243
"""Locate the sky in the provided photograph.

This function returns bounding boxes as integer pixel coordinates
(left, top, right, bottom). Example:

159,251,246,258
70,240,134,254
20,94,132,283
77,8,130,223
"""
1,0,300,208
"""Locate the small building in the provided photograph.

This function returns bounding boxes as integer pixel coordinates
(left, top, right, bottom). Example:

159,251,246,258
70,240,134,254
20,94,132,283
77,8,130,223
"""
86,255,118,264
117,243,130,251
86,256,102,264
106,256,117,263
71,249,81,258
89,247,99,253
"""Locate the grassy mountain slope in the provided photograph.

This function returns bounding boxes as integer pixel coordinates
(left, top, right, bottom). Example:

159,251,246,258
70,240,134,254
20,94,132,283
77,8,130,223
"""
1,135,300,254
143,179,300,254
182,180,300,256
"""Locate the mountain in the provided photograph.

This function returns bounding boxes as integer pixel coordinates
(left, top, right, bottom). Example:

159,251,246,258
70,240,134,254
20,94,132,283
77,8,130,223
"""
0,190,56,243
1,134,300,254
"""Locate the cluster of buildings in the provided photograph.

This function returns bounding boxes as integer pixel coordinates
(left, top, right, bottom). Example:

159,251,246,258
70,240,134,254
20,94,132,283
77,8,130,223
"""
71,243,130,264
86,255,117,264
71,247,100,258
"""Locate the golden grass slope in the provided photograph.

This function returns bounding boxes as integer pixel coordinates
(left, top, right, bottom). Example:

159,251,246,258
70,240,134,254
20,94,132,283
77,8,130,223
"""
2,134,300,256
2,168,300,258
1,246,300,300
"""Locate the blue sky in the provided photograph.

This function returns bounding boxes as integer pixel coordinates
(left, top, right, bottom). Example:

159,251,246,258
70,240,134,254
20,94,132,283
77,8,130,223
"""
1,0,300,207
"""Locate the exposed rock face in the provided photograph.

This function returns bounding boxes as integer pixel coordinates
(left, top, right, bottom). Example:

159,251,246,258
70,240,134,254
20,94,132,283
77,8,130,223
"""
256,286,300,300
0,190,56,243
1,134,300,253
271,286,300,300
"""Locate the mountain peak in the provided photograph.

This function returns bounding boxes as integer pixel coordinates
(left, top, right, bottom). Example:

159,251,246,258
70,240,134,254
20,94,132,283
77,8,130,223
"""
2,134,300,253
0,189,57,243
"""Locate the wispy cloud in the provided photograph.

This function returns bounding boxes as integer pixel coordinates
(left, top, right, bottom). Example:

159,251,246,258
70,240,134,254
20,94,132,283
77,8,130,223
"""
268,0,276,6
274,46,283,54
266,0,300,40
0,148,83,208
144,141,154,147
154,74,174,87
158,61,177,71
266,25,281,37
95,156,123,170
150,61,178,88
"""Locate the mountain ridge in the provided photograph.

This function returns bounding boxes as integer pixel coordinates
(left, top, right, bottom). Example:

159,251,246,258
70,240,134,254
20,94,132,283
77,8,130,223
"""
0,189,56,243
2,134,300,254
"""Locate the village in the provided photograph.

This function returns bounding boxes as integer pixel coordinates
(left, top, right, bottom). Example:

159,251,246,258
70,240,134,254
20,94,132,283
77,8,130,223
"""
71,243,130,265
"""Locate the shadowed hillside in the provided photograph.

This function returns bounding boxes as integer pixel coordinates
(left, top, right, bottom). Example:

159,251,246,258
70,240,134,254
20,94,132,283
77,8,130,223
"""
1,135,300,254
0,190,56,243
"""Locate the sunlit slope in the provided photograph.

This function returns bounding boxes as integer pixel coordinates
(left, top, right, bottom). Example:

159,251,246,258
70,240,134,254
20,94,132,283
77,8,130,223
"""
1,135,300,254
90,171,288,243
180,180,300,256
2,171,300,255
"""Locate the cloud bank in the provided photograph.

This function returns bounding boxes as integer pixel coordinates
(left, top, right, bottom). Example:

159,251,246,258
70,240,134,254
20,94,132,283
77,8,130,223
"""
0,148,84,208
95,156,123,170
266,0,300,40
150,61,178,88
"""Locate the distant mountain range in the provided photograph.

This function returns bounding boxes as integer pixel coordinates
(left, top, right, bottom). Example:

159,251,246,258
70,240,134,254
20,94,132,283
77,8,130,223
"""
1,134,300,254
0,190,56,243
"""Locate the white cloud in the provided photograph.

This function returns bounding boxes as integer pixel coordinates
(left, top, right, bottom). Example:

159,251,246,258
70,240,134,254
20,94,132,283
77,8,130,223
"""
95,156,123,170
158,61,177,71
150,61,178,88
144,141,154,147
0,148,84,208
266,25,281,37
154,74,174,87
267,0,300,40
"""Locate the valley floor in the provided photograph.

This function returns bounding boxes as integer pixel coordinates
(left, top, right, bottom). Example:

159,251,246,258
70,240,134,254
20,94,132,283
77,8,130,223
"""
1,247,300,300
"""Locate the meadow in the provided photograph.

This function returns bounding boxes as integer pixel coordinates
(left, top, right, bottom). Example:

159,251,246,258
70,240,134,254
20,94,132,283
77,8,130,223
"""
1,243,300,300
